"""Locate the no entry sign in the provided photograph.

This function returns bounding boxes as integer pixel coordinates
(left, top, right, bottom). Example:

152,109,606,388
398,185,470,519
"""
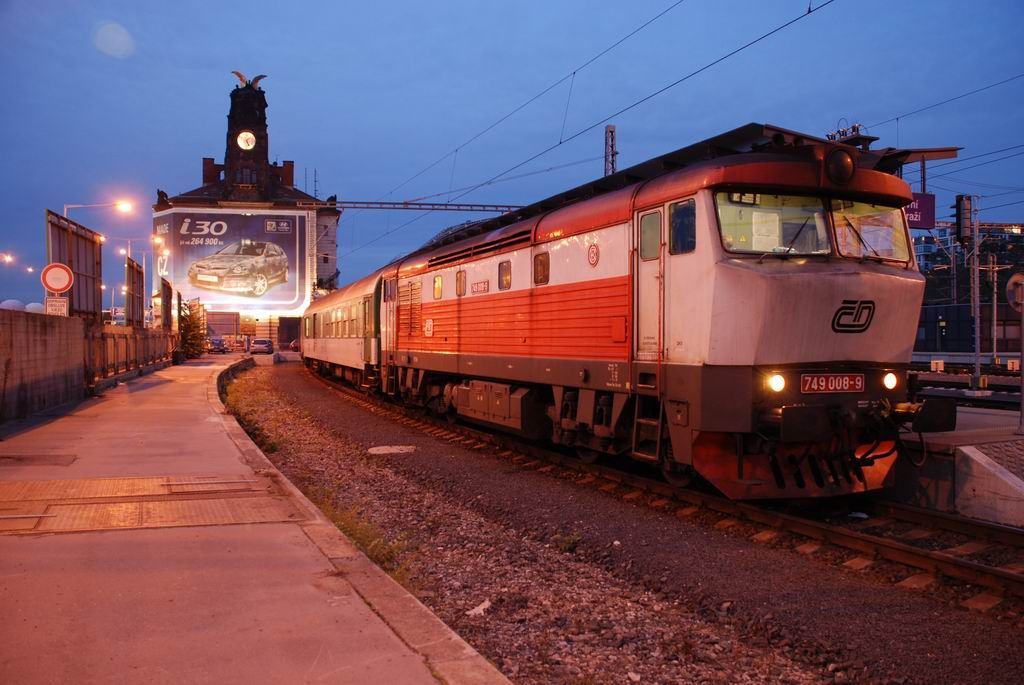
41,262,74,293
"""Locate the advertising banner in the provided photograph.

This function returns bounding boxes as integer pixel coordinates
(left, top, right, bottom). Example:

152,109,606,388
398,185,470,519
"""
44,209,103,321
906,192,935,229
153,209,310,314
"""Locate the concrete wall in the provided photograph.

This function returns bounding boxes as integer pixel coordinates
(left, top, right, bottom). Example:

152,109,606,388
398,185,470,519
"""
0,310,86,422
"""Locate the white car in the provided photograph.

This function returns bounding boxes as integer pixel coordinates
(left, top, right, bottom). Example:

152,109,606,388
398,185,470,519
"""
250,338,274,354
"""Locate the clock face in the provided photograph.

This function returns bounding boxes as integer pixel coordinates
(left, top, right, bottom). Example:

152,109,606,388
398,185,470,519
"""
236,131,256,150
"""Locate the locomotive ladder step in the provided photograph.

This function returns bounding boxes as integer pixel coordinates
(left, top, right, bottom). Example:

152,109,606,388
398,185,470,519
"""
631,448,660,461
632,395,665,462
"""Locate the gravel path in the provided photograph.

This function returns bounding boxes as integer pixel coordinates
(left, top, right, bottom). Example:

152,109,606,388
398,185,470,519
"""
228,362,1024,684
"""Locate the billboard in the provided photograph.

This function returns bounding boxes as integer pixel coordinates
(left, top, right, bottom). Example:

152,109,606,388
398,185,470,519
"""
125,256,144,327
45,209,103,322
153,208,312,315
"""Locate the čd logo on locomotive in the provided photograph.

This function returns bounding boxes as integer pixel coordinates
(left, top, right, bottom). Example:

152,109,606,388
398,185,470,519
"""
831,300,875,333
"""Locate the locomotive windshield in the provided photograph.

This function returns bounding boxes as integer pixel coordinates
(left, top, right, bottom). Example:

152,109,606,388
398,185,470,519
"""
831,200,910,262
715,192,911,263
716,192,831,255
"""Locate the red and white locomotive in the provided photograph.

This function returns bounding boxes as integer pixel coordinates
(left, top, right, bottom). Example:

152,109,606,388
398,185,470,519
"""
301,124,954,499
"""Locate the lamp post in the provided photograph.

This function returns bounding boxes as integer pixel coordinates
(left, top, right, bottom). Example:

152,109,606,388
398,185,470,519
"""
63,200,133,218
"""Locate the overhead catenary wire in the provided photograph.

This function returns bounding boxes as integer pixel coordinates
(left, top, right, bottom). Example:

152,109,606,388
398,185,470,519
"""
407,155,604,203
342,0,840,257
902,142,1024,177
447,0,839,205
924,149,1024,181
367,0,691,205
867,71,1024,129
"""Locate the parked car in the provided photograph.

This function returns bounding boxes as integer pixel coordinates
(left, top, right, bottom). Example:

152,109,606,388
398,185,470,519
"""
207,337,229,354
187,240,289,297
289,339,300,352
250,338,275,354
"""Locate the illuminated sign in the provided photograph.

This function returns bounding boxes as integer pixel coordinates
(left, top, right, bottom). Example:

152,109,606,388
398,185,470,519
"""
906,193,935,229
153,208,312,315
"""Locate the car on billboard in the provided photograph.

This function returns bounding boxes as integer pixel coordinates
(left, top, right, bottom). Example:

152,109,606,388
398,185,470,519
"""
187,240,288,297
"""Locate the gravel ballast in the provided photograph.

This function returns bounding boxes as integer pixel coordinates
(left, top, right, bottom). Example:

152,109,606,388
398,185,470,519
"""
227,362,1024,684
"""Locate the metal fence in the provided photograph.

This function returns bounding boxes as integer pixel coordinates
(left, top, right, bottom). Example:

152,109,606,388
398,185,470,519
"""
86,324,176,382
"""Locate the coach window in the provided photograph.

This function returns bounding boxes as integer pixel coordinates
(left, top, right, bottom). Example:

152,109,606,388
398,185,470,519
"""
640,211,661,261
456,270,466,296
498,260,512,290
433,274,443,300
533,252,549,285
669,199,696,254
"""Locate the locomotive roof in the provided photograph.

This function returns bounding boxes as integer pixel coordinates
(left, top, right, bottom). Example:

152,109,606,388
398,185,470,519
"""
418,122,939,253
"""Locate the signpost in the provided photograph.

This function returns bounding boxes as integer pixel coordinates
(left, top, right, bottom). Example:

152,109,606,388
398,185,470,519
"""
40,262,74,293
44,297,69,316
1006,272,1024,435
40,262,74,318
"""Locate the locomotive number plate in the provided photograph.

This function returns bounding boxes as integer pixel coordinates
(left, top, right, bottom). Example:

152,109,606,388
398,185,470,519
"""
800,373,864,393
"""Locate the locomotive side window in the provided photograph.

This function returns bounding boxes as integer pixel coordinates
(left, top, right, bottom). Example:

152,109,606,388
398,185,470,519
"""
669,199,696,254
640,211,661,261
456,270,466,296
715,192,829,255
831,200,910,262
499,260,512,290
533,252,550,285
433,275,443,300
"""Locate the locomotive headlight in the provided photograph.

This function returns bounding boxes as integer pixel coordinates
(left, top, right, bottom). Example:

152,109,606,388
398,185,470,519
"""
882,372,898,390
767,374,786,393
826,148,856,185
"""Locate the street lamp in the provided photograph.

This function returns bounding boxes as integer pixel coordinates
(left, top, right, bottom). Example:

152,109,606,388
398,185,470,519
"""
1,253,13,264
63,200,134,218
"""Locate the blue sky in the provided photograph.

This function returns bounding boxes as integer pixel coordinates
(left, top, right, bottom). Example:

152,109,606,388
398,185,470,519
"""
1,0,1023,303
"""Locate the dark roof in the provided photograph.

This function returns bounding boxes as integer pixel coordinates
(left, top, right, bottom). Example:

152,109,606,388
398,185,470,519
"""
167,181,317,206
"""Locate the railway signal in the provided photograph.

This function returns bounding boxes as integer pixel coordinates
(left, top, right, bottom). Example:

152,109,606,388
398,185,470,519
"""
954,194,972,244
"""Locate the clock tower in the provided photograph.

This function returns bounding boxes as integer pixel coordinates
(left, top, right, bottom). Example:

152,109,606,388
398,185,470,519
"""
223,74,270,198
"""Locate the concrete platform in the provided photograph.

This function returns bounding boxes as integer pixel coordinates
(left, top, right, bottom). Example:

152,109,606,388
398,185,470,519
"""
891,407,1024,527
0,354,506,684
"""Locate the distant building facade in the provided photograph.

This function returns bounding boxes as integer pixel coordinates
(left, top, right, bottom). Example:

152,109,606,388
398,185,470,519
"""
151,73,339,343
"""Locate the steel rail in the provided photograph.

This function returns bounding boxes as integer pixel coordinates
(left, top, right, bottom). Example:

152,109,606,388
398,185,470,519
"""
301,366,1024,599
870,499,1024,548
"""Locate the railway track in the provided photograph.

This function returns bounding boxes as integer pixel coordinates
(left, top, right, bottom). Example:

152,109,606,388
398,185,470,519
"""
304,366,1024,603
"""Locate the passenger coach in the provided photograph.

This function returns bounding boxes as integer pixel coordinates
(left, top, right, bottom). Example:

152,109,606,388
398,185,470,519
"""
302,123,954,500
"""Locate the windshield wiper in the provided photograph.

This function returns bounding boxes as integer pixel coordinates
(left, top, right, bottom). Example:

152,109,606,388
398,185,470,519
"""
758,216,810,262
840,214,881,259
